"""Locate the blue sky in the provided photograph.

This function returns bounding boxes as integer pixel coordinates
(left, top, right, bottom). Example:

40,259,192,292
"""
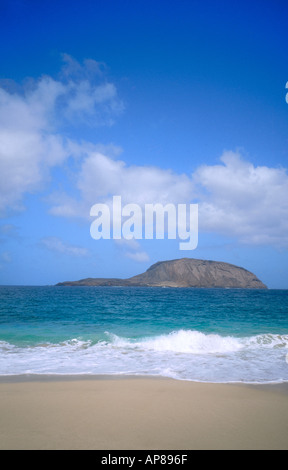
0,0,288,287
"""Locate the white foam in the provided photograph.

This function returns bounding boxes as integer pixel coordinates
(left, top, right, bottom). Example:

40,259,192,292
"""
244,333,288,349
0,331,288,383
108,330,243,354
107,330,288,353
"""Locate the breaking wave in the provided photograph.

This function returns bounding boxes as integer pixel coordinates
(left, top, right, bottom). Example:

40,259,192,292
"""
1,330,288,383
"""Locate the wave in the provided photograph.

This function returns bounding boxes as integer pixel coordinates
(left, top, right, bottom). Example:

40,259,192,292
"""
1,330,288,354
106,330,288,354
107,330,242,354
1,330,288,383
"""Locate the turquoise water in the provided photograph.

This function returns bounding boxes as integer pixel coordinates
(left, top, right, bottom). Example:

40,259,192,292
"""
0,286,288,383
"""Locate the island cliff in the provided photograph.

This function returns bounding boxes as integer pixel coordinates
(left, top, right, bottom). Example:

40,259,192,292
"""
56,258,267,289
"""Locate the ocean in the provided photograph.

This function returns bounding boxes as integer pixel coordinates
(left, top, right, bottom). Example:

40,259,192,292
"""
0,286,288,383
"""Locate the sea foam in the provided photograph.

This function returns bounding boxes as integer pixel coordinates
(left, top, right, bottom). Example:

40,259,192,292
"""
107,329,243,353
1,330,288,383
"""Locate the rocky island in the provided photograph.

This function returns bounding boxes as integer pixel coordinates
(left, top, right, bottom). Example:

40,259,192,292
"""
56,258,267,289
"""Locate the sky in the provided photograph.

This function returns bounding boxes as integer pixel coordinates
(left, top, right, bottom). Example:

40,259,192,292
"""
0,0,288,288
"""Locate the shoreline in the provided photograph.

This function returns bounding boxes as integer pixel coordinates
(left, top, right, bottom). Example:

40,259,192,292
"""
1,373,288,390
0,373,288,393
0,375,288,450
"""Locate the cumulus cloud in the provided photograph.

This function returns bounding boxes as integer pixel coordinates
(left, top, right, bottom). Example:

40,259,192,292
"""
78,153,193,205
1,57,287,251
49,150,195,217
194,151,288,246
55,53,124,126
125,250,150,262
40,237,89,257
0,55,123,216
115,238,150,263
49,149,288,249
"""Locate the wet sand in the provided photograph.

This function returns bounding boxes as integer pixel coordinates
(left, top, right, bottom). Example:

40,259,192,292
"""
0,375,287,450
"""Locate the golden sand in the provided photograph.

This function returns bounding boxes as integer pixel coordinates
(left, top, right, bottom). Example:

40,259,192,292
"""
0,376,287,450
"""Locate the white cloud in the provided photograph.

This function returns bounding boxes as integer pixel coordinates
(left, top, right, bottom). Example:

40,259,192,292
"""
0,128,68,214
1,58,288,251
60,53,106,82
78,152,193,205
57,53,124,126
49,150,195,218
194,151,288,246
115,238,150,263
49,149,288,249
125,251,150,262
40,237,89,257
0,56,123,217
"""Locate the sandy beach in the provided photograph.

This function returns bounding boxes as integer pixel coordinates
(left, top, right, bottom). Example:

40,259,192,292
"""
0,375,287,450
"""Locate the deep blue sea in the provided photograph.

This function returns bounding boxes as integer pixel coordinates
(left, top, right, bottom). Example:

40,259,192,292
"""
0,286,288,383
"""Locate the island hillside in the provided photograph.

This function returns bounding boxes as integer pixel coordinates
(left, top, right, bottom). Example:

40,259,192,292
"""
56,258,267,289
